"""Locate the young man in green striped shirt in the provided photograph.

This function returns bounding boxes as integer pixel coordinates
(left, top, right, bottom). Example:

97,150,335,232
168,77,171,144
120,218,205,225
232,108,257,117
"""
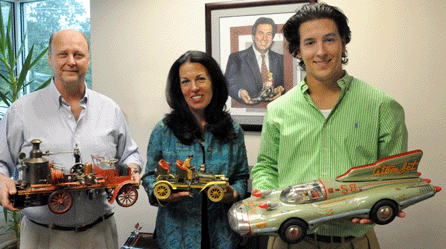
251,3,408,249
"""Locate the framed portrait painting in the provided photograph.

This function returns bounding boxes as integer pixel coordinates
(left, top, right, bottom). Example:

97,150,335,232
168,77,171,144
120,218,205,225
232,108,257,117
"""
206,0,315,131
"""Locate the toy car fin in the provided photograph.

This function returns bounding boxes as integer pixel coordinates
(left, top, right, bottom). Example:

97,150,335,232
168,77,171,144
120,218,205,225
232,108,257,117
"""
337,150,423,182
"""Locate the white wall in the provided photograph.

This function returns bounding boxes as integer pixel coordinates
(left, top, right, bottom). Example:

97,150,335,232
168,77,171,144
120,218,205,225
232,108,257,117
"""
91,0,446,248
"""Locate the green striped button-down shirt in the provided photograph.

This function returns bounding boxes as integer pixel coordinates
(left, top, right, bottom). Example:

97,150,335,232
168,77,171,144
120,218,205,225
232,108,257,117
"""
251,72,408,237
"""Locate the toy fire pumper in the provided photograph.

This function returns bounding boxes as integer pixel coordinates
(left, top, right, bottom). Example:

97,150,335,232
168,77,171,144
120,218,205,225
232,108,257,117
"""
9,139,139,214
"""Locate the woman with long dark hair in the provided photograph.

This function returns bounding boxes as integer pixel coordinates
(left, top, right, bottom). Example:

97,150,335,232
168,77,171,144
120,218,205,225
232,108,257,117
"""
142,51,249,248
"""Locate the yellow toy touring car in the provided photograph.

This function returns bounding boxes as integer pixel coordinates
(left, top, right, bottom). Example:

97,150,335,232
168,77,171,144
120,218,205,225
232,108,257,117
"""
152,158,228,202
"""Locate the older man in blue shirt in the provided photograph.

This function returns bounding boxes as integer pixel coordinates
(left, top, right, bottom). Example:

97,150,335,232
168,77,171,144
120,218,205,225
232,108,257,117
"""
0,29,142,249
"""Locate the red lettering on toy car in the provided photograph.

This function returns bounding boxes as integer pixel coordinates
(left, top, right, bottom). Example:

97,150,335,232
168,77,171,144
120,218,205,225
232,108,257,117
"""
256,220,266,228
399,161,419,174
373,165,399,176
341,185,348,194
373,160,419,176
350,184,357,192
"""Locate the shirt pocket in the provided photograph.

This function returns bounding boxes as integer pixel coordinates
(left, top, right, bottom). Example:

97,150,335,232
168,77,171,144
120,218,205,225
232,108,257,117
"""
89,128,117,160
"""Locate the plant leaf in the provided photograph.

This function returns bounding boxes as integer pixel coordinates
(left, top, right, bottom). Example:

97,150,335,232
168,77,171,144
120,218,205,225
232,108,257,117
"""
0,8,5,52
22,80,34,89
0,92,10,106
12,35,27,69
5,15,14,70
17,45,35,90
0,71,12,84
35,77,52,91
2,208,8,222
29,47,49,69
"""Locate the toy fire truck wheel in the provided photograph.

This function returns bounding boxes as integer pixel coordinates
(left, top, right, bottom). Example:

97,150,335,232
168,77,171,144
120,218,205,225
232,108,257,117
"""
70,163,84,175
207,185,224,202
370,199,397,225
48,190,73,214
279,218,307,244
154,183,171,200
116,185,138,207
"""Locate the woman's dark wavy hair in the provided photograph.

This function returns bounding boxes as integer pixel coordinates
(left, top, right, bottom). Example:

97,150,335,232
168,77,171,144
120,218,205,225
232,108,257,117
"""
164,50,236,145
282,3,351,70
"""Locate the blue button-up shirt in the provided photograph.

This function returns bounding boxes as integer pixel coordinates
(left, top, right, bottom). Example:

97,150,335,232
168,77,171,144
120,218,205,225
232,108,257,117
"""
0,80,143,226
142,120,249,249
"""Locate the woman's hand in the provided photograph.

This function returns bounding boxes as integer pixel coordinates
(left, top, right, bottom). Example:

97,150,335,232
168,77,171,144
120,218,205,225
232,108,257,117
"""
219,182,239,204
161,191,192,203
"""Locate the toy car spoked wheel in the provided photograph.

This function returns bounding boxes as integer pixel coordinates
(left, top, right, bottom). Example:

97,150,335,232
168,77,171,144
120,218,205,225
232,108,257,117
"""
116,185,138,207
370,200,398,225
154,183,171,200
70,163,84,175
207,185,224,202
48,190,73,214
279,219,308,244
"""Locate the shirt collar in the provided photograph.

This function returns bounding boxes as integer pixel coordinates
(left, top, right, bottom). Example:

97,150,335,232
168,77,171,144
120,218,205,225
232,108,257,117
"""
252,45,269,60
298,70,352,93
49,77,89,107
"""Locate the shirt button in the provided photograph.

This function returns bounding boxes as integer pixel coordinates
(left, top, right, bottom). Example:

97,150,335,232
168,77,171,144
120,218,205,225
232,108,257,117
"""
68,114,72,119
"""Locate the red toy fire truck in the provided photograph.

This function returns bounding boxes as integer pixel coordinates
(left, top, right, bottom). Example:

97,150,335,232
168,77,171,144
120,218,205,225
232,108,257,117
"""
9,139,139,214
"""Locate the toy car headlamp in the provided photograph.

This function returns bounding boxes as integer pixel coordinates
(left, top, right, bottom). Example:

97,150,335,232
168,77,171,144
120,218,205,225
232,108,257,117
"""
228,200,251,236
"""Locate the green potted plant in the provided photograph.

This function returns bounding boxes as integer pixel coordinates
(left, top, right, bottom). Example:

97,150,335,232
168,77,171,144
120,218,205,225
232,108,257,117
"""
0,209,21,249
0,7,51,248
0,8,51,119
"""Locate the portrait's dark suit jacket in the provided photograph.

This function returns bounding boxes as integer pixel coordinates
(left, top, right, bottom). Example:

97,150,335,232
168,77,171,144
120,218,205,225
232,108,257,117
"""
225,46,284,103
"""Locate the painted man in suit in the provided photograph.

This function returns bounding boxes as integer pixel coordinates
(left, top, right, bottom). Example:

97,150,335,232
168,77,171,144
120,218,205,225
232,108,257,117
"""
225,17,285,105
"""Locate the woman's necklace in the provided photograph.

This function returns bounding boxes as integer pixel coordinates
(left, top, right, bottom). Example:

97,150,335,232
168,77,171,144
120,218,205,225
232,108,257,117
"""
197,137,205,147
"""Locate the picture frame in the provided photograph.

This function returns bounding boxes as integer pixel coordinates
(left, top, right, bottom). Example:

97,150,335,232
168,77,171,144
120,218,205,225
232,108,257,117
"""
206,0,315,131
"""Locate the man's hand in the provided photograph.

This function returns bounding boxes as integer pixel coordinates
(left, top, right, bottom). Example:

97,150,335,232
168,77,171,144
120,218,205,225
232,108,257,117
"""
128,163,141,182
240,90,254,105
220,182,239,204
351,211,406,224
0,173,19,211
265,86,285,102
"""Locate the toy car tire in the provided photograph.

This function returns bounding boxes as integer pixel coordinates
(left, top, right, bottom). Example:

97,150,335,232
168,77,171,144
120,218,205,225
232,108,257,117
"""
207,185,224,202
279,218,308,244
370,199,398,225
154,183,171,200
48,190,73,214
116,185,138,207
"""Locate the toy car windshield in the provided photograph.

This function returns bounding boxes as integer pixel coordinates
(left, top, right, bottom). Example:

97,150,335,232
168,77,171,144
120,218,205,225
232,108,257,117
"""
91,154,117,169
280,180,326,204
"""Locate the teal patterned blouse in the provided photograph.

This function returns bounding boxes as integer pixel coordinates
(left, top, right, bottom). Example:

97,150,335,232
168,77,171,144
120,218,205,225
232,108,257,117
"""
142,120,249,249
